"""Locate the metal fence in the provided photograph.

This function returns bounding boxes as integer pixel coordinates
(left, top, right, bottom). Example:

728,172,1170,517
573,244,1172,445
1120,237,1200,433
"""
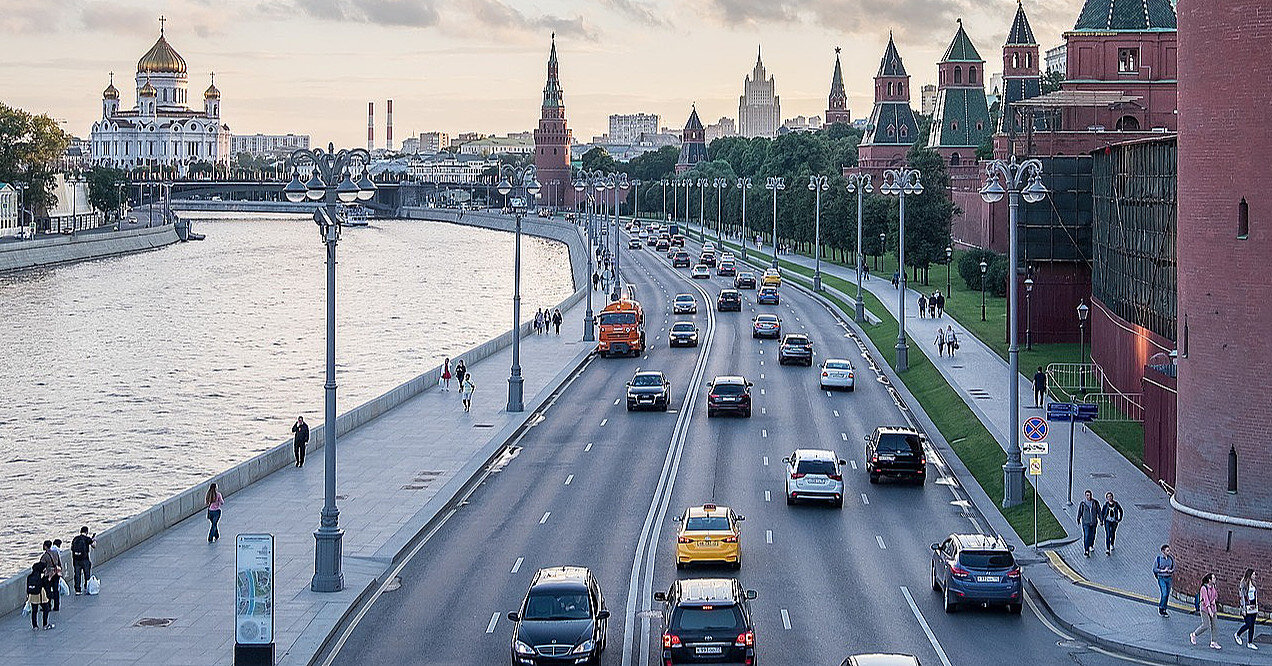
1046,362,1143,423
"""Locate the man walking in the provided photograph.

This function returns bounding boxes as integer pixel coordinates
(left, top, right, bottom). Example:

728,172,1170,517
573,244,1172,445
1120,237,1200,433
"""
936,291,946,317
39,540,62,611
1102,491,1124,555
1077,490,1100,557
1154,544,1176,617
462,376,475,413
292,416,310,468
70,527,95,595
1033,367,1048,408
552,308,562,335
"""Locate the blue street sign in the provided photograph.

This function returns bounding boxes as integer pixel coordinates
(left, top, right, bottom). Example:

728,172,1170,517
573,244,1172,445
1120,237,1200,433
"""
1075,403,1099,422
1047,402,1075,422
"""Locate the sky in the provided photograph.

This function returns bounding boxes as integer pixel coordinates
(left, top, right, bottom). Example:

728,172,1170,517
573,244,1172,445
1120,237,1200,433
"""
1,0,1087,147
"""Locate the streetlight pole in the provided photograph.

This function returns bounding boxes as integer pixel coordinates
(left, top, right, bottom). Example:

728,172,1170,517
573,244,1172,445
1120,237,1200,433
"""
617,175,632,292
1077,300,1090,392
945,246,953,301
712,178,726,246
878,232,885,271
765,177,785,268
736,177,752,261
980,155,1050,508
696,178,707,243
283,143,377,593
496,164,543,413
881,168,923,372
661,179,668,222
846,173,872,323
575,177,595,342
980,259,989,321
808,175,829,292
1025,277,1034,350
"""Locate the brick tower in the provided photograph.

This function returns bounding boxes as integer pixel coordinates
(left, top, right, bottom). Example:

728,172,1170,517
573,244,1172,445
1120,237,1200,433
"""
825,47,851,126
534,33,573,209
1171,1,1272,603
927,19,991,167
675,105,707,174
1000,1,1041,135
857,33,919,174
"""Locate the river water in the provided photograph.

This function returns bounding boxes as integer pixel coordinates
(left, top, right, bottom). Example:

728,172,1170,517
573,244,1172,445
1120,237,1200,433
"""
0,216,572,578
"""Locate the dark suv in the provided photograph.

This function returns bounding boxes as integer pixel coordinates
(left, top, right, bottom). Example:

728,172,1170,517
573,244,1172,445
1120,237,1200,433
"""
508,566,609,665
716,289,742,312
931,534,1022,614
673,251,692,268
865,427,927,485
706,376,752,418
627,371,671,411
654,578,757,665
777,334,813,366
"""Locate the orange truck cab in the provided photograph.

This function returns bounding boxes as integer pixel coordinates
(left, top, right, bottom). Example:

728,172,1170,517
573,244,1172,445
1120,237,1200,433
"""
598,299,645,357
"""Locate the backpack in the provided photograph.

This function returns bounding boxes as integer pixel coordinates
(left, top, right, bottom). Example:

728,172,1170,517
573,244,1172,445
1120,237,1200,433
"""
72,535,90,558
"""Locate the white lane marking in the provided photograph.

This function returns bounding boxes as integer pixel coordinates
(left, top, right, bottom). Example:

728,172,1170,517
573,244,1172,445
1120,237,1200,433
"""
763,456,769,466
614,398,620,405
760,373,764,379
762,429,768,438
833,410,840,417
850,460,858,470
486,611,501,634
861,493,870,505
876,535,887,550
826,391,832,397
760,360,764,366
600,418,608,427
585,442,593,452
840,432,848,441
565,474,574,486
512,557,524,574
761,407,767,415
901,586,954,666
781,608,792,630
759,350,763,355
540,512,551,524
764,490,771,502
760,388,766,395
765,530,773,544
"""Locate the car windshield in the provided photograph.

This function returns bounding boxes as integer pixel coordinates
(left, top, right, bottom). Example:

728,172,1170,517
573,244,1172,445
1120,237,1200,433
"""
672,323,696,332
825,361,851,370
672,606,743,632
600,312,636,325
685,515,731,531
797,459,837,475
523,590,591,621
958,550,1016,570
876,433,923,454
784,337,809,346
713,383,745,395
757,316,778,323
676,296,694,302
632,374,663,386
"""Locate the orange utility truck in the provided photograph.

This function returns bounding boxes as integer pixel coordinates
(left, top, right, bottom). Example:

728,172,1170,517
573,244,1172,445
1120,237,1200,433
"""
597,299,645,357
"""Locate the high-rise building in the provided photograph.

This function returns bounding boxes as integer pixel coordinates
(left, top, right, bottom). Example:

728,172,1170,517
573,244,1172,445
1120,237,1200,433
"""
738,47,781,138
418,131,450,154
928,19,992,167
919,84,938,116
675,105,707,174
608,114,659,145
856,33,919,174
825,47,851,125
1000,1,1042,135
705,117,736,142
533,34,573,208
230,133,310,157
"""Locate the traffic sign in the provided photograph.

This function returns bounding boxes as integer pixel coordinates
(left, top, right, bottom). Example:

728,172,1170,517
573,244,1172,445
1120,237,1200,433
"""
1075,403,1099,422
1047,402,1075,422
1023,417,1048,442
1029,457,1042,476
1022,441,1049,455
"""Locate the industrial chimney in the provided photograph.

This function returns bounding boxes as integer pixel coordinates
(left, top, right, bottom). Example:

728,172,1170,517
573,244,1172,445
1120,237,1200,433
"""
367,101,375,151
386,99,394,151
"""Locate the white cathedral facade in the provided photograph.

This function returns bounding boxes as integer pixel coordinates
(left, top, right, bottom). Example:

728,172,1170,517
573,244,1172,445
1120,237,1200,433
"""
90,21,231,172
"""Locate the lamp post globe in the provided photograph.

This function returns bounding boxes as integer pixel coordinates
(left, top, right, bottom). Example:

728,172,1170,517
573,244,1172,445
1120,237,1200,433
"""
945,246,953,301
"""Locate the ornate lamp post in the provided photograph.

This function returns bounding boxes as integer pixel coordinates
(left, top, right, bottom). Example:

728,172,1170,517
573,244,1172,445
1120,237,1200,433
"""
880,167,923,372
496,164,542,413
1025,277,1034,350
979,259,989,321
696,177,707,243
284,143,376,593
736,177,752,261
575,177,595,342
660,178,668,222
1077,300,1090,391
945,246,954,301
846,173,872,323
808,175,830,292
980,155,1049,508
711,177,727,245
765,177,785,268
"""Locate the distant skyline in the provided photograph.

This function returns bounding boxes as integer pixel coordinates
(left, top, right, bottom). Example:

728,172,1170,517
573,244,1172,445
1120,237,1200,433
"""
2,0,1085,147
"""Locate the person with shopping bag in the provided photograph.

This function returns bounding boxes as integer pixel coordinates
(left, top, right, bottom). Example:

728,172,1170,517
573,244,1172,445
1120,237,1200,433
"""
26,562,53,630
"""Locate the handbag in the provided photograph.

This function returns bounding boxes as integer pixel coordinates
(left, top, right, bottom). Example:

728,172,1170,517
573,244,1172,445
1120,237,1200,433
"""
58,577,70,596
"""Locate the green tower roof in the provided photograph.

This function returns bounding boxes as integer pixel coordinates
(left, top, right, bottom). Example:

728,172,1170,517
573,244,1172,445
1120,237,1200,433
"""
1073,0,1177,31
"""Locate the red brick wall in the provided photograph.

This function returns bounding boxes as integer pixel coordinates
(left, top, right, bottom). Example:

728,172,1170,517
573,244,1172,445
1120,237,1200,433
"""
1142,365,1176,487
1171,1,1272,605
1090,297,1173,398
1013,263,1089,345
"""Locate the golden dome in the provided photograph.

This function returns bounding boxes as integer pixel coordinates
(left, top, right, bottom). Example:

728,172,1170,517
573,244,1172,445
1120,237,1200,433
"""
137,32,187,75
103,74,119,99
204,73,220,99
139,79,157,97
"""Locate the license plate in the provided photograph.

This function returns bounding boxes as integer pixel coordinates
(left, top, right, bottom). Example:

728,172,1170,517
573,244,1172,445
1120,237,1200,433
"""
977,575,1000,583
695,647,723,655
808,477,826,484
879,454,896,462
700,540,713,546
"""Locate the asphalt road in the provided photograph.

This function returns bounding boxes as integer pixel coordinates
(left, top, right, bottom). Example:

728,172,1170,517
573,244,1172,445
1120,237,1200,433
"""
323,226,1155,666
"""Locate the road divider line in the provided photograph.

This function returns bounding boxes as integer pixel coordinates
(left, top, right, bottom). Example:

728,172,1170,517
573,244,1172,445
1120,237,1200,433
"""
584,442,593,452
614,398,620,405
511,557,523,574
861,493,869,505
486,611,500,634
761,429,768,438
840,432,848,441
540,512,551,525
764,490,771,502
780,608,792,630
901,586,954,666
850,460,858,470
876,535,886,550
763,456,769,466
765,530,773,544
833,410,840,417
761,407,767,415
565,474,574,486
600,418,608,426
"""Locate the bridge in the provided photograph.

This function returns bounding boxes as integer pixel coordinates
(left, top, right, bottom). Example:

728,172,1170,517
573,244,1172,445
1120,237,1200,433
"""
137,179,507,216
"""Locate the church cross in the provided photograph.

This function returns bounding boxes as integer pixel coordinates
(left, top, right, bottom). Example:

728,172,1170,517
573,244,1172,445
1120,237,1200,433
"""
159,15,167,35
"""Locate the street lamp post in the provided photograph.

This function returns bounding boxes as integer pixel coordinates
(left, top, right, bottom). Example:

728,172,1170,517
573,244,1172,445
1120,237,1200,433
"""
765,177,785,268
846,173,872,323
979,259,989,321
980,155,1050,508
1025,277,1034,350
736,177,752,261
712,178,727,245
284,143,377,593
808,175,829,292
575,177,595,342
660,179,668,222
496,164,543,413
696,178,707,243
881,167,924,372
945,246,953,301
1077,300,1090,392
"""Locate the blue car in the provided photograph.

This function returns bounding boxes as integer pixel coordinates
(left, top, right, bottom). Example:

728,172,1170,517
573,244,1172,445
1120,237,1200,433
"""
757,287,780,305
930,534,1022,614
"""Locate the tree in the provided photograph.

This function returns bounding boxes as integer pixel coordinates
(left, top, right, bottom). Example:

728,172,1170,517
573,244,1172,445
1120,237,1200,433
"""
580,146,616,173
892,144,956,281
623,145,678,183
0,101,70,212
958,248,999,290
85,166,130,216
1041,70,1064,94
975,134,994,161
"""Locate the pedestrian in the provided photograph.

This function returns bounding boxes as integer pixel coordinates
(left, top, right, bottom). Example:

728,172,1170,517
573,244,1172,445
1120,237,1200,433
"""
1236,569,1259,648
206,483,223,543
70,526,95,595
1077,490,1100,557
454,359,467,397
918,294,927,318
553,308,562,335
1189,573,1222,650
928,293,937,318
1033,366,1047,408
946,326,959,357
39,540,62,611
1154,544,1176,617
462,376,475,413
26,562,52,630
441,357,452,391
936,291,946,317
934,327,946,357
891,270,900,289
533,309,542,335
291,416,309,468
1102,492,1123,555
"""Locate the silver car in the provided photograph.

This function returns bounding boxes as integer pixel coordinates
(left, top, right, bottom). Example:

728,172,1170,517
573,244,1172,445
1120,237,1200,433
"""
819,359,856,391
784,448,846,507
673,294,698,314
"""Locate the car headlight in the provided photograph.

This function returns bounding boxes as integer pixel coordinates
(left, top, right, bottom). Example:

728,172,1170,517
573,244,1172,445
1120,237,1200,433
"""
514,640,535,655
571,639,595,654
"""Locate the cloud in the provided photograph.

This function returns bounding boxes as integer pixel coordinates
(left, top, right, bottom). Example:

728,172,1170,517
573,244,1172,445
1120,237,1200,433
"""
600,0,670,27
466,0,600,41
79,3,154,35
260,0,441,27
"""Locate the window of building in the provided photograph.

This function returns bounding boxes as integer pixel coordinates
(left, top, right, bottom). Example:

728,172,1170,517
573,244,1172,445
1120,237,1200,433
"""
1238,198,1249,239
1118,48,1139,74
950,153,961,166
900,125,908,138
976,121,984,131
888,82,894,96
1026,53,1032,69
951,121,959,132
1012,53,1020,68
953,67,962,84
887,124,896,137
969,66,977,83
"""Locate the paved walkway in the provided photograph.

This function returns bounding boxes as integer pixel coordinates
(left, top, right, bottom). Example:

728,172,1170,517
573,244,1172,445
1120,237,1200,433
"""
0,298,592,666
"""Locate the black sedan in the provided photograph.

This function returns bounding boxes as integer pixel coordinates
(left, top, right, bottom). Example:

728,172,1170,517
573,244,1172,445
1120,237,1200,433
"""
717,289,743,312
669,321,700,347
627,371,671,411
735,272,757,289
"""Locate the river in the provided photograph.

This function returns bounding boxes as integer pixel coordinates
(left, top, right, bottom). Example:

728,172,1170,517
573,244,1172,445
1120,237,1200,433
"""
0,215,573,578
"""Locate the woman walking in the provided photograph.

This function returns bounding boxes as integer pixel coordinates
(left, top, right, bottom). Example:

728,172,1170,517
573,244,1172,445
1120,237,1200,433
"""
206,483,223,543
441,357,452,392
26,562,52,630
934,327,946,357
454,359,467,399
1102,492,1124,554
1236,569,1259,649
462,376,475,413
1189,573,1221,650
946,326,959,357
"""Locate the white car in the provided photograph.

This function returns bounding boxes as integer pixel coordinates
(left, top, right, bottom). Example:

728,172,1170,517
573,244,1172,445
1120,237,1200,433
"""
820,359,856,391
691,264,711,279
784,448,846,507
673,294,698,314
703,242,716,253
720,252,735,263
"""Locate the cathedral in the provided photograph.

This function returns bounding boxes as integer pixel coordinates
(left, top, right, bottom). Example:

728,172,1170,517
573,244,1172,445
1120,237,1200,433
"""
90,19,231,172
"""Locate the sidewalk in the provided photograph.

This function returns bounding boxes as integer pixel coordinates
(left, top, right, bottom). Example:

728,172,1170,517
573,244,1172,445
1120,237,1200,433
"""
0,298,593,666
685,224,1271,665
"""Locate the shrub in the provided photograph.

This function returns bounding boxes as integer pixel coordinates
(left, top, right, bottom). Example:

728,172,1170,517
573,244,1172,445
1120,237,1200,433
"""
958,248,999,291
985,254,1010,298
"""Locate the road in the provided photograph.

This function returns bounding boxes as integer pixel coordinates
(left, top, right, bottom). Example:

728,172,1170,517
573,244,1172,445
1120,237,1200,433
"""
323,225,1154,666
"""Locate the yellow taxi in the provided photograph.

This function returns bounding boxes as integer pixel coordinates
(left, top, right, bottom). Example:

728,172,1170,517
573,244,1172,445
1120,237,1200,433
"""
761,268,782,287
674,503,744,568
